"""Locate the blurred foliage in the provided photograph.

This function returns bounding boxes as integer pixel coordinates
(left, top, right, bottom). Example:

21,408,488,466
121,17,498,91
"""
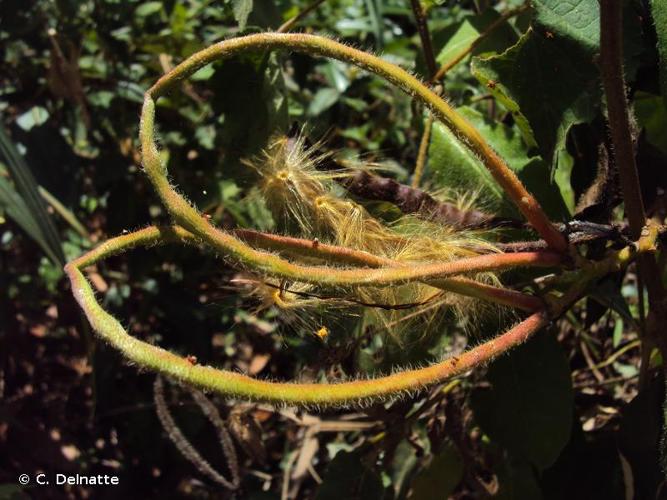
1,0,666,498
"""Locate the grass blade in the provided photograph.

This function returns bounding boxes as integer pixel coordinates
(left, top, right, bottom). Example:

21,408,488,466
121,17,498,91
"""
0,177,62,265
0,126,65,266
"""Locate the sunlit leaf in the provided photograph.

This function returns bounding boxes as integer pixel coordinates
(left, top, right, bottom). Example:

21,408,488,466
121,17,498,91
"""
135,1,163,18
233,0,253,30
16,106,49,131
472,28,600,169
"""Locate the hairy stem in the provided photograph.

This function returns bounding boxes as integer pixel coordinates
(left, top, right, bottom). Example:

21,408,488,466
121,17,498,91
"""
600,0,667,380
142,103,560,286
234,228,544,311
144,33,566,251
65,224,660,406
599,0,645,239
68,252,548,405
72,225,545,311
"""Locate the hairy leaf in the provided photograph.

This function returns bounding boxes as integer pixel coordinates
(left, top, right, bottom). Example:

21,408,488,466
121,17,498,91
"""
472,28,600,169
233,0,253,30
433,8,519,69
533,0,599,54
427,106,569,220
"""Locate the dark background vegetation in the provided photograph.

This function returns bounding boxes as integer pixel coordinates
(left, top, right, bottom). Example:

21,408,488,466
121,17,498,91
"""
1,0,666,498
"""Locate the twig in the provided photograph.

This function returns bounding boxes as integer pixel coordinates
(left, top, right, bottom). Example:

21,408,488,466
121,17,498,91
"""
573,339,640,375
579,340,605,383
409,0,437,77
338,168,522,229
235,229,545,312
67,220,661,404
277,0,327,33
38,185,90,239
407,0,437,188
411,114,433,188
70,225,562,289
153,377,240,489
262,280,446,310
573,373,639,389
281,450,299,500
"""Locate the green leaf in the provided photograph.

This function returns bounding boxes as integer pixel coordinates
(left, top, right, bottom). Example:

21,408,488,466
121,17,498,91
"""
635,91,667,156
389,439,419,498
588,277,636,327
650,0,667,105
16,106,49,131
495,457,544,500
409,444,464,499
315,451,384,500
233,0,253,31
428,118,504,209
471,330,573,470
0,176,52,258
209,55,288,170
365,0,384,49
308,88,341,116
532,0,599,54
0,127,64,266
434,8,519,68
427,106,569,220
472,28,600,169
135,1,163,18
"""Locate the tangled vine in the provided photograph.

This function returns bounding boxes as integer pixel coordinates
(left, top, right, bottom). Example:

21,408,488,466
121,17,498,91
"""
65,32,662,407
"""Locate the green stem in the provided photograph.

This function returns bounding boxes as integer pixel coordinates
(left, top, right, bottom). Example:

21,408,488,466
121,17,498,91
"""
235,228,543,311
65,224,660,406
411,114,433,188
66,254,548,405
73,226,545,311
